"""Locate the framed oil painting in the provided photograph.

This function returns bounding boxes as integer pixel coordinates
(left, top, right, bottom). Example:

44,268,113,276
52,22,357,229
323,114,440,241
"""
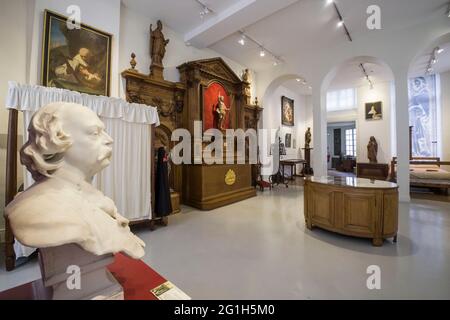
285,133,292,148
281,96,294,126
41,10,112,96
365,101,383,120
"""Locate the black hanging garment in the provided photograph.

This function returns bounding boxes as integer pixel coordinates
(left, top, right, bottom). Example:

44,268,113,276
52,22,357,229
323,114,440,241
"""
155,147,172,217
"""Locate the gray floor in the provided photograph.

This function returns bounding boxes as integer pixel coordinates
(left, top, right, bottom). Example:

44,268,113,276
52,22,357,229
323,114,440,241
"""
1,184,449,299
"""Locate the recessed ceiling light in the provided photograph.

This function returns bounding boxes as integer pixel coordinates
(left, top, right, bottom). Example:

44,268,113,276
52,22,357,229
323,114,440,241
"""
326,0,334,5
437,47,444,54
296,78,301,82
238,38,245,46
260,49,266,57
431,58,437,64
337,20,344,27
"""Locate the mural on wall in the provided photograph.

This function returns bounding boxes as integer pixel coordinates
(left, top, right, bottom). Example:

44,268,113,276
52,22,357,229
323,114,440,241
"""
408,75,438,157
41,10,112,96
203,82,231,131
365,101,383,120
281,96,294,126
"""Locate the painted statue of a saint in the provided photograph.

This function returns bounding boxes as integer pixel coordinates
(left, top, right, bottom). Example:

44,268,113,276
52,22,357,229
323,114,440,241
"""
367,136,378,163
150,20,169,66
216,93,230,131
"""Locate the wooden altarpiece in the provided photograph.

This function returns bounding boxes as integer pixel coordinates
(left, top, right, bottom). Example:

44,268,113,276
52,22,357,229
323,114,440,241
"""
122,57,262,210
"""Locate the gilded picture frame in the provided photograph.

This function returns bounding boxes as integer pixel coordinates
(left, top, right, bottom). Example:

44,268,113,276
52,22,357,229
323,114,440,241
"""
41,10,112,96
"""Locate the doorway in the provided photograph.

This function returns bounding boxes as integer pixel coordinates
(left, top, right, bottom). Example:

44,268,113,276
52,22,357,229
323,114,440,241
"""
327,121,357,177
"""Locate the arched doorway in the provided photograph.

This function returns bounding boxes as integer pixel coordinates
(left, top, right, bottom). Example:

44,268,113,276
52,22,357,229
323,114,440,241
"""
260,74,313,178
407,32,450,200
321,56,396,178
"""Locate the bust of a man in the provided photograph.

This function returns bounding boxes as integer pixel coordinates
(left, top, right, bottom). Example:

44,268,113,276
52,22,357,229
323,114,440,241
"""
5,102,145,259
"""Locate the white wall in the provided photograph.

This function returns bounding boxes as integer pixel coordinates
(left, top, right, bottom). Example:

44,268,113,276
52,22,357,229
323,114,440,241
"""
119,4,255,99
0,0,255,241
263,85,308,175
0,0,29,241
325,82,394,165
356,82,393,165
28,0,122,96
255,10,449,202
439,71,450,170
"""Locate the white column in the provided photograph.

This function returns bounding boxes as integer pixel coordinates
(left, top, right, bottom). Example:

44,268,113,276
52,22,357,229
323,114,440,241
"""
393,68,411,202
311,87,327,177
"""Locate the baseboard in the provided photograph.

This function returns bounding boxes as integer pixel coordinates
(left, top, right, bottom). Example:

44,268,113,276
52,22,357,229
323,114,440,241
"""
0,228,5,244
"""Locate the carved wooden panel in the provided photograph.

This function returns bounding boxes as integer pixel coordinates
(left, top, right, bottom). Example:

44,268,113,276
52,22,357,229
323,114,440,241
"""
122,70,185,194
342,192,378,234
310,186,335,228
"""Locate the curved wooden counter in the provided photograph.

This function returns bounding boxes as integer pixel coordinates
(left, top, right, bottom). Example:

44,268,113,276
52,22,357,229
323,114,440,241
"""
304,176,398,246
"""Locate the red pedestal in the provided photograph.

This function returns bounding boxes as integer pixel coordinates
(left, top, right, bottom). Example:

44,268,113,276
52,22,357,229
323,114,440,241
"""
0,253,167,300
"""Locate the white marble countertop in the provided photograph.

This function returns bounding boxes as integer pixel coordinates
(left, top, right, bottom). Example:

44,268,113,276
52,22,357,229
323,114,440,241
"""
307,176,398,189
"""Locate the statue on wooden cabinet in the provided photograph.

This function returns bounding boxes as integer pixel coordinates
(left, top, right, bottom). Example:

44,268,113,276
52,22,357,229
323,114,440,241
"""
5,102,145,259
216,93,230,131
367,136,378,163
242,69,250,83
305,127,312,149
150,20,169,67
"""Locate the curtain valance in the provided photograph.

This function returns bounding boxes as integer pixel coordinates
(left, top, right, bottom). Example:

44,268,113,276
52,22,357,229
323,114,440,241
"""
5,81,160,125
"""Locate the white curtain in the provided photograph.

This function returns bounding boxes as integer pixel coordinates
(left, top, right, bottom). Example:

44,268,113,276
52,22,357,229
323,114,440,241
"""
92,118,152,221
5,82,159,258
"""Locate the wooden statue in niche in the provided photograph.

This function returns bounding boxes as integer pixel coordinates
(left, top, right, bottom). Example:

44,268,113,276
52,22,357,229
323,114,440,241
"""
216,93,231,131
149,20,169,79
203,81,231,131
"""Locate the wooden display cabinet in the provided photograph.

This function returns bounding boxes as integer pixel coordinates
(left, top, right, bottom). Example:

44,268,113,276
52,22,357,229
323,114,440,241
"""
304,177,398,246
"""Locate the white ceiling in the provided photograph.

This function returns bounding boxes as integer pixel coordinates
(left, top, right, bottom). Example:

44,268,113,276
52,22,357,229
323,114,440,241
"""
328,58,394,91
209,0,449,71
282,79,313,96
410,42,450,77
121,0,242,32
121,0,449,73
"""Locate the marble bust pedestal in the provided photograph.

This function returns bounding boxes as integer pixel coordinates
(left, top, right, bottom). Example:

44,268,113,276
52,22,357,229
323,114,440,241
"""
39,244,123,300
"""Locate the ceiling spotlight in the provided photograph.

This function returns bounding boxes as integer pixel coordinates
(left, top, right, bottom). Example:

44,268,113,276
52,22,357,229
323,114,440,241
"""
431,58,437,64
437,47,444,54
237,30,284,66
337,20,344,27
326,0,334,5
296,78,301,82
197,0,213,19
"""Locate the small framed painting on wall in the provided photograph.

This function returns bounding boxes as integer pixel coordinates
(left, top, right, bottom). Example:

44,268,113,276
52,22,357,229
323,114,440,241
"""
365,101,383,121
281,96,294,126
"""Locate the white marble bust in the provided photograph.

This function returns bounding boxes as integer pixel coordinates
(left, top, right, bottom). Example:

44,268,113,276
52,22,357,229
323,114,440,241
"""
5,102,145,259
